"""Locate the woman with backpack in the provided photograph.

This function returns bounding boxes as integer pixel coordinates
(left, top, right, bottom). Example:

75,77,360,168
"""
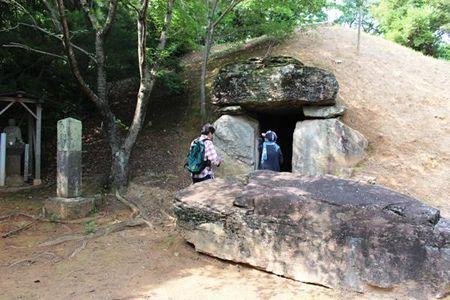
258,130,283,172
186,123,223,184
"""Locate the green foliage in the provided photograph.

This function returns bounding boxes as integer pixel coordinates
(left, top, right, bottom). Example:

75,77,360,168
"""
89,205,100,216
84,220,97,234
332,0,381,34
0,0,198,102
437,43,450,60
372,0,450,58
47,212,60,223
157,70,187,95
215,0,328,43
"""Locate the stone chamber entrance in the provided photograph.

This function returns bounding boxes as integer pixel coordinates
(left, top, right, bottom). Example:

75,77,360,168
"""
211,56,369,177
256,113,302,172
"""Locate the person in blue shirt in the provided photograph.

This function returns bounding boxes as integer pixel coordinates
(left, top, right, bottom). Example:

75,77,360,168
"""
258,130,283,172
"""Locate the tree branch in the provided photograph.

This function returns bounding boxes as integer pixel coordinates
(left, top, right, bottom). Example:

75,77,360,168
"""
100,0,119,37
212,0,243,28
125,0,140,14
4,0,38,26
16,22,97,63
0,24,19,32
123,0,175,153
55,0,101,107
2,43,67,60
79,0,101,30
42,0,62,32
56,0,120,157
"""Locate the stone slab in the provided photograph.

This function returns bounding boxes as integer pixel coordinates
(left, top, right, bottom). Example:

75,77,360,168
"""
292,119,368,176
217,106,244,115
174,171,450,298
43,196,95,220
212,56,339,113
213,115,259,176
303,103,346,118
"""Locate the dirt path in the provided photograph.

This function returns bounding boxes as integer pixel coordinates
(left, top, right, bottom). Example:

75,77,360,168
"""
1,183,410,300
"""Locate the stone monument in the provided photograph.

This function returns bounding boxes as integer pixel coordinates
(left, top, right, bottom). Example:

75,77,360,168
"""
212,56,367,176
43,118,94,219
4,118,25,186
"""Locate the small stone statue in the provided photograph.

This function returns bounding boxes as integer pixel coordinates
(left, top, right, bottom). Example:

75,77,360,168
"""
4,118,23,147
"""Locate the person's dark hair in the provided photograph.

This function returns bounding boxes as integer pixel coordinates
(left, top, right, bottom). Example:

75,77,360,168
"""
201,123,215,135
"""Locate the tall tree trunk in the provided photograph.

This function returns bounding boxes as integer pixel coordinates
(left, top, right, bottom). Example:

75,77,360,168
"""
199,0,241,117
111,149,130,190
200,27,214,117
55,0,175,191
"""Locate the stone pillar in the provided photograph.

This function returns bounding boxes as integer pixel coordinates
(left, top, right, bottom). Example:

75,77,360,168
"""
57,118,82,198
24,144,29,182
213,115,259,177
0,133,5,187
44,118,94,219
292,119,368,177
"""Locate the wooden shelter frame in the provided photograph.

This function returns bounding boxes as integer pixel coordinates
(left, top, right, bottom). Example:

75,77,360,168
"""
0,91,42,185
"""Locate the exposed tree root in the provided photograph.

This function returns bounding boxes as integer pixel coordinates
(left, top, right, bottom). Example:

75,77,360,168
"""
39,218,147,247
0,212,39,221
8,251,59,268
115,189,140,218
69,240,88,258
2,214,41,238
3,190,151,246
114,189,152,228
2,219,38,238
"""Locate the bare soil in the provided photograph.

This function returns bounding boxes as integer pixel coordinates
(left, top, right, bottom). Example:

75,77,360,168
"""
1,25,449,299
0,183,406,300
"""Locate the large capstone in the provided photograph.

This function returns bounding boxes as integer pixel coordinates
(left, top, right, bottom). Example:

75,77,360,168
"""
174,171,449,298
292,118,368,176
213,115,259,176
212,56,339,114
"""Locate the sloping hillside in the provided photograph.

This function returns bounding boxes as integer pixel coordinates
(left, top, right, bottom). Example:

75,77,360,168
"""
270,26,449,216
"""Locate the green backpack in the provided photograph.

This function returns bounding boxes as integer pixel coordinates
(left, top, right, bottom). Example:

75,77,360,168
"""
185,139,209,174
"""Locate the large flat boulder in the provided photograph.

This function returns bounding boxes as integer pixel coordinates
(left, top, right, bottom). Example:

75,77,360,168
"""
212,56,339,113
174,171,450,298
213,115,259,176
292,119,368,176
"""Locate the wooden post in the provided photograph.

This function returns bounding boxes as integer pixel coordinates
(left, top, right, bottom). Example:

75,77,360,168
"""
0,133,6,186
28,114,34,176
24,144,29,182
34,104,42,185
357,2,363,53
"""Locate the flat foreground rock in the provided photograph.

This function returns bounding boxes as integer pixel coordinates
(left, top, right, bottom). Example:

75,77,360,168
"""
174,171,449,298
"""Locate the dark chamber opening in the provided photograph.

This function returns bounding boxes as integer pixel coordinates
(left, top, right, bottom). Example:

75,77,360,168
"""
256,113,303,172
